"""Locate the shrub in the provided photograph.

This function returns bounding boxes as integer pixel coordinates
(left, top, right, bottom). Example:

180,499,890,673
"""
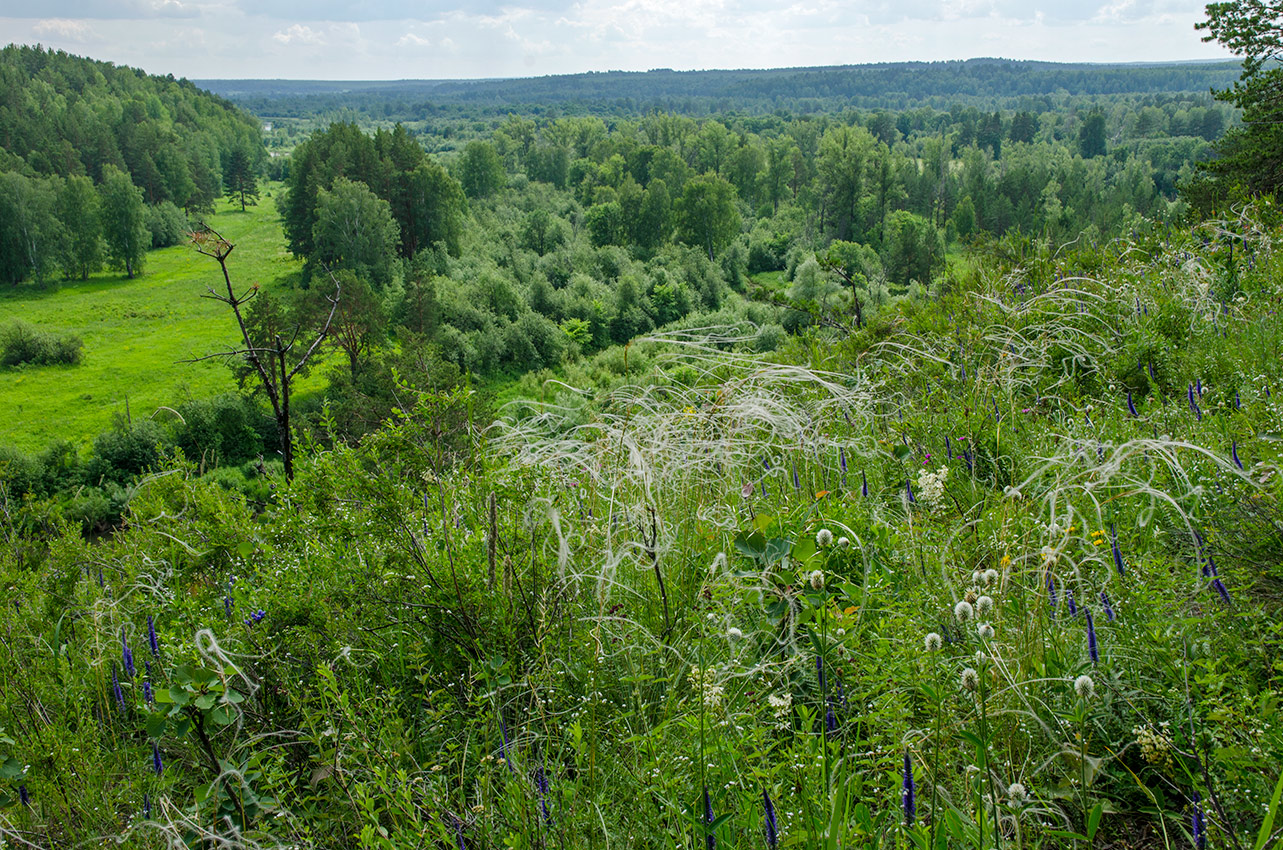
145,200,190,248
0,320,83,367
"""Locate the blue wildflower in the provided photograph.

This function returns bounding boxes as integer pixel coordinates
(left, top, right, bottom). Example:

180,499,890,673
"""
945,435,953,460
906,478,916,504
902,749,916,826
535,767,552,826
1192,792,1206,850
704,785,716,850
152,742,163,777
1212,578,1232,605
143,792,150,819
19,784,29,807
792,462,800,492
1100,592,1116,622
1232,441,1243,470
1086,609,1098,666
498,715,517,774
147,614,159,659
1111,524,1126,576
1048,575,1058,614
1067,589,1078,618
1127,390,1138,417
112,663,125,712
763,788,779,850
861,470,868,497
121,627,135,679
1188,386,1203,421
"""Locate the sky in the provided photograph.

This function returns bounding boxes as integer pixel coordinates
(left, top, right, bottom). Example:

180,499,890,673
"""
0,0,1233,81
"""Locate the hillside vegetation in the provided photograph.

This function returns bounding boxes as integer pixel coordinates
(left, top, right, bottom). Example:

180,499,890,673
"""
0,204,1279,848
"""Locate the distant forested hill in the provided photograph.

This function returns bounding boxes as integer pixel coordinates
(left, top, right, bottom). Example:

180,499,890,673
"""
0,44,262,210
199,58,1242,120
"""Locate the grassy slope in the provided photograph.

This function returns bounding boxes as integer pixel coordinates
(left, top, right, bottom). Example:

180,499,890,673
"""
0,190,302,452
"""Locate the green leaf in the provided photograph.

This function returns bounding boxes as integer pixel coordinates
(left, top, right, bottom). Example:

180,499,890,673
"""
209,705,235,726
734,531,766,560
235,541,255,557
763,537,792,564
893,444,913,461
1254,771,1283,850
791,535,818,566
0,757,26,781
1087,800,1103,841
145,713,168,740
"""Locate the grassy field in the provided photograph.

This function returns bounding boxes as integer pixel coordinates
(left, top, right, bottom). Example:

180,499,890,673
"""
0,189,302,452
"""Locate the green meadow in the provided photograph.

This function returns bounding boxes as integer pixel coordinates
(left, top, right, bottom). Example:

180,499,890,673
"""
0,190,302,452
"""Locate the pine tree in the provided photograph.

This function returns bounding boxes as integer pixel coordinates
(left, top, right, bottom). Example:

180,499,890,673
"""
223,146,260,212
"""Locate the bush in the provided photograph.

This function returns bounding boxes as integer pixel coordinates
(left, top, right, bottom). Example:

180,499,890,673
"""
145,200,189,249
86,420,166,484
0,320,83,367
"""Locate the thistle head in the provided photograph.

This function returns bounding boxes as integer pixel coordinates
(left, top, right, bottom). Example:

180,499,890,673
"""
975,595,994,616
1074,674,1096,701
961,667,979,692
924,632,943,653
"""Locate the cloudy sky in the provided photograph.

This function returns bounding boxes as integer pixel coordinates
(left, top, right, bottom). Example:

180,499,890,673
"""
1,0,1232,80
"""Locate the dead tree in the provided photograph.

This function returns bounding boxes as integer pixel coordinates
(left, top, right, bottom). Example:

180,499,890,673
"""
190,226,338,480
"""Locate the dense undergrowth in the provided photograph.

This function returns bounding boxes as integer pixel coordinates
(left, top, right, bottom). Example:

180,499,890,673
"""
1,203,1281,849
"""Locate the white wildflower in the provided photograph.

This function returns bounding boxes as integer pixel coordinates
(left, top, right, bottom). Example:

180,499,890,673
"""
924,632,943,653
954,600,975,622
815,528,833,547
809,570,824,591
1074,674,1096,701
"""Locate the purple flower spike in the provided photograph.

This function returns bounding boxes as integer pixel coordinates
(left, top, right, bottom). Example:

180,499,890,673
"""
1086,609,1098,666
902,749,916,827
121,627,135,679
1100,592,1115,622
535,767,552,826
1188,386,1203,421
1196,378,1203,398
1192,792,1206,850
147,615,159,659
1111,525,1126,576
112,663,125,712
763,788,779,849
839,446,847,473
1235,390,1241,410
906,479,916,504
18,784,29,807
1048,575,1058,613
1212,578,1232,605
1127,391,1138,417
946,435,953,459
1232,441,1243,470
143,792,150,819
792,463,800,492
703,785,716,850
143,679,154,706
152,742,163,777
861,470,869,498
1067,589,1078,618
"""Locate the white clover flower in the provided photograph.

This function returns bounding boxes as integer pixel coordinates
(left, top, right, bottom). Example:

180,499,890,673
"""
983,568,999,585
976,595,994,616
837,536,851,549
972,570,984,584
727,627,743,641
816,528,834,548
1007,782,1027,803
1074,674,1096,700
977,623,995,640
954,600,975,622
809,570,825,591
924,632,943,653
961,667,979,691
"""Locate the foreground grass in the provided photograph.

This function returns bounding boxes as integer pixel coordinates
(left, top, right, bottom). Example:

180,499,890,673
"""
1,210,1281,849
0,189,301,452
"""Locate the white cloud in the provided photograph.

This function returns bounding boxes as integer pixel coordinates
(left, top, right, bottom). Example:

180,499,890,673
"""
271,22,325,44
32,17,97,39
395,31,431,47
